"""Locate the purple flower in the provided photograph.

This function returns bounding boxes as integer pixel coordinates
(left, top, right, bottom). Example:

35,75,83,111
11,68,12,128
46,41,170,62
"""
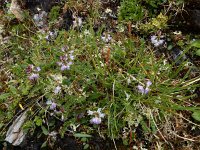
54,86,61,94
61,64,70,71
60,55,68,61
90,117,102,125
137,80,152,95
35,67,41,72
57,51,75,71
50,102,57,110
68,61,73,66
146,80,152,87
46,100,57,110
69,54,74,60
57,62,62,66
26,64,34,74
87,108,105,125
28,73,39,81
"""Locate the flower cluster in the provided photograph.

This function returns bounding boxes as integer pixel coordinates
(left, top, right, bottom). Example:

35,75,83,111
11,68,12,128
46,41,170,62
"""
57,50,74,71
54,86,61,94
87,108,105,125
105,8,112,14
101,33,112,43
46,100,57,110
72,15,83,28
83,29,91,36
137,80,152,95
150,35,165,47
50,74,63,84
33,11,48,28
26,64,41,81
50,74,63,95
45,30,58,41
48,131,58,141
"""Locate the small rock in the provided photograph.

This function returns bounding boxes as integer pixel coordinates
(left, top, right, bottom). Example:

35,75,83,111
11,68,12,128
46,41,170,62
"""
5,110,28,146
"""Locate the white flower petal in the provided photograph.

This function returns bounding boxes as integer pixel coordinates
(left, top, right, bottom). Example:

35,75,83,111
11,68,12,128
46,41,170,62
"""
87,110,94,115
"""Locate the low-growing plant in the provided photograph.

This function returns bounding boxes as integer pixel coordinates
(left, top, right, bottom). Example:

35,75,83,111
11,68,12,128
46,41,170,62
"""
49,6,61,23
140,13,168,32
0,0,199,149
1,21,199,148
118,0,145,22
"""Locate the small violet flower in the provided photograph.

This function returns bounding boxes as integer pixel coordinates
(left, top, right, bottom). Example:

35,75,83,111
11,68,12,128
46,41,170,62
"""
26,65,41,81
54,86,61,94
87,108,105,125
137,80,152,95
90,117,102,125
35,67,41,72
50,102,57,110
46,100,57,110
150,35,165,47
69,54,74,60
60,64,70,71
57,50,74,71
28,73,39,81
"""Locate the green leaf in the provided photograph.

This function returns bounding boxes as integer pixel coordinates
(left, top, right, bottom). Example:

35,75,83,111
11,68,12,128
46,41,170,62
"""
49,6,60,22
87,92,103,101
122,139,129,146
9,85,18,95
34,116,43,126
81,137,87,142
0,123,4,129
74,133,92,138
41,141,47,148
192,111,200,122
0,93,10,100
41,126,49,135
196,49,200,56
83,144,89,149
191,40,200,48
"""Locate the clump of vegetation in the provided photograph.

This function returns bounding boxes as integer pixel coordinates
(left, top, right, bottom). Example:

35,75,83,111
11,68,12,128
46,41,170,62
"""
118,0,144,21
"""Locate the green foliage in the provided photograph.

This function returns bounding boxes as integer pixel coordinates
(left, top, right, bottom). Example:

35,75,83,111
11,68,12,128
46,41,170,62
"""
118,0,144,21
118,0,167,22
1,26,197,144
144,0,166,8
74,133,92,138
49,6,60,22
196,49,200,56
191,40,200,56
140,13,168,32
0,0,199,148
192,111,200,122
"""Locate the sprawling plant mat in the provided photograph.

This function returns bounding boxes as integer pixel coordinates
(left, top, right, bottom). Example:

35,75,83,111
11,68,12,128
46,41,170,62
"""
0,0,200,149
